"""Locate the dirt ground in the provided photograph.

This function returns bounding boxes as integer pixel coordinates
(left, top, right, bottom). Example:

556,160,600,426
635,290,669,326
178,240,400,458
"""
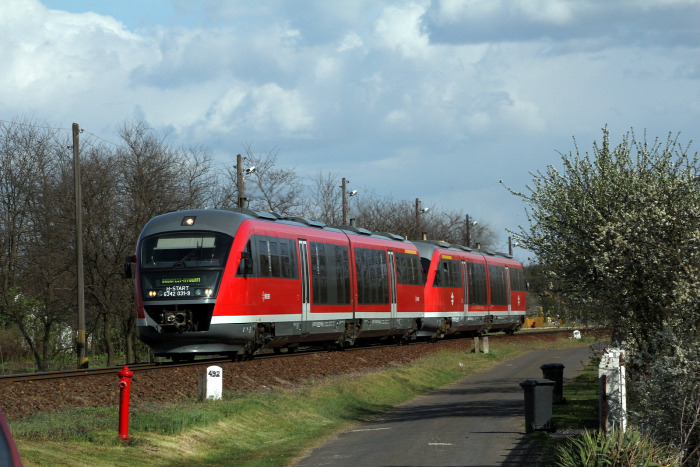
0,332,568,420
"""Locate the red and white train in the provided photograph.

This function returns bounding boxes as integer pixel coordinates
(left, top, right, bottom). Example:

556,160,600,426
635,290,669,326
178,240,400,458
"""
128,208,526,361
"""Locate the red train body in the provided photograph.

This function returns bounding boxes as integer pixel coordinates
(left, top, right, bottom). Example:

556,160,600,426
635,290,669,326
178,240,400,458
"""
130,208,526,360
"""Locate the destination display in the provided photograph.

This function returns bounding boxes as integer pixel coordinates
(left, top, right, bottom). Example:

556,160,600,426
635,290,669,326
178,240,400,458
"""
141,272,220,300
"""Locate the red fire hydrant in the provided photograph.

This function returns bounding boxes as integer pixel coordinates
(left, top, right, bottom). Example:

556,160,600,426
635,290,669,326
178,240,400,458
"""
118,366,134,440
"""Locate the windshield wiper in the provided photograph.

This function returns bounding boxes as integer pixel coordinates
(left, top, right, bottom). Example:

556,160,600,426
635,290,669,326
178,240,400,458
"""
173,248,198,268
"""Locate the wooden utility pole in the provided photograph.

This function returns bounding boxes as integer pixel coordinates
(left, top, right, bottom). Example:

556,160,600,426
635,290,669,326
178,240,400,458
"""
342,177,348,225
73,123,88,369
415,198,422,240
237,154,244,208
466,214,472,248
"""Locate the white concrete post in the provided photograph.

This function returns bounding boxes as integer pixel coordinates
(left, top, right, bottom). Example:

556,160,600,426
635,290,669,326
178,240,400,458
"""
599,349,626,432
198,365,223,401
482,336,489,354
473,336,480,354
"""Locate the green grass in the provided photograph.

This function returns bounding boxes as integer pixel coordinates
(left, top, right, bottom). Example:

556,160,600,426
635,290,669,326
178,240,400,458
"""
535,357,601,466
537,359,682,466
553,357,600,431
11,336,593,467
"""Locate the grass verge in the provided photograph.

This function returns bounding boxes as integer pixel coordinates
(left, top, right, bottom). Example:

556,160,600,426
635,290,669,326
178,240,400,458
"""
12,336,594,467
535,357,600,466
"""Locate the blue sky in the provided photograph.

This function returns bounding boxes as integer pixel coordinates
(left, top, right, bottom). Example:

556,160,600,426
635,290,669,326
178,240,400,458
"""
3,0,700,261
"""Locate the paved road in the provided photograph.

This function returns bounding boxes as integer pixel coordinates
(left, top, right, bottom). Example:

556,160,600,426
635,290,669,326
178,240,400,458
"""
295,344,591,467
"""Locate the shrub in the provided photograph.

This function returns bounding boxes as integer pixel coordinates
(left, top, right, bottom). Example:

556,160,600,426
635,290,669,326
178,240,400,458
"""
554,428,680,467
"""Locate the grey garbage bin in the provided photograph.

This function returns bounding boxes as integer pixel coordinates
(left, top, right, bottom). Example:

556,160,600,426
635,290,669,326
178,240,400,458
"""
520,378,555,433
540,363,565,404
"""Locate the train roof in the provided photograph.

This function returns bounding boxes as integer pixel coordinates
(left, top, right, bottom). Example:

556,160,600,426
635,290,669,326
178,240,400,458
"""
139,209,516,262
413,239,516,262
140,208,412,246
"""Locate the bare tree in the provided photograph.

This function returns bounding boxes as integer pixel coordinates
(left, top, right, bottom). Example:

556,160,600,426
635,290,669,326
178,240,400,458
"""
61,121,218,366
348,190,498,248
429,211,497,249
226,144,303,216
0,117,73,370
302,171,342,224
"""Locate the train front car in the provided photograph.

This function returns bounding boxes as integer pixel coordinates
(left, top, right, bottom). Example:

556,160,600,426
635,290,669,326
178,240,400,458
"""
130,208,427,360
132,209,249,361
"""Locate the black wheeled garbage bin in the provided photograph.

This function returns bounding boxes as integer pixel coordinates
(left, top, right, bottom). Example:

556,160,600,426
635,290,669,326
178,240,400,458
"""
520,378,555,433
540,363,565,404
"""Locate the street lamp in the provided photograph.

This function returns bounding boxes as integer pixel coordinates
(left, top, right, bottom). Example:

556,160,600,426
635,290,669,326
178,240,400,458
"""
342,178,357,225
415,198,429,240
236,154,256,208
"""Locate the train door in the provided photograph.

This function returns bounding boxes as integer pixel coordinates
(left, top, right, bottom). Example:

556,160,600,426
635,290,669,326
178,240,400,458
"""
461,260,468,313
298,239,310,322
505,266,512,313
387,250,398,319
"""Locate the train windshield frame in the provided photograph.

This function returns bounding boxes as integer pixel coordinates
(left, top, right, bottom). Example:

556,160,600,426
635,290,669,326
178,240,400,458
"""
139,231,233,301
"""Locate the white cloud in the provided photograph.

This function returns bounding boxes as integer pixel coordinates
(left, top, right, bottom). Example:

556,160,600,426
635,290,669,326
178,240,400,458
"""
204,86,249,132
0,0,156,116
247,84,314,134
429,0,575,25
314,56,341,81
1,0,698,249
337,32,364,52
374,2,430,59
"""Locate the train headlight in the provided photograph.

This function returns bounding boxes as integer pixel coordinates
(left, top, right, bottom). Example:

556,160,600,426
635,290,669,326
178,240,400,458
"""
204,288,213,296
181,216,196,226
148,290,157,297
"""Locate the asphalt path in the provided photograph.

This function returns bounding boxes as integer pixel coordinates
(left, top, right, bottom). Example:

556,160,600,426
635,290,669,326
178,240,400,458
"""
294,344,592,467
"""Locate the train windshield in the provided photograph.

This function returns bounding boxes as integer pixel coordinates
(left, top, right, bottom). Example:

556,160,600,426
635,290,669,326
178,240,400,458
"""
139,232,233,301
141,232,233,269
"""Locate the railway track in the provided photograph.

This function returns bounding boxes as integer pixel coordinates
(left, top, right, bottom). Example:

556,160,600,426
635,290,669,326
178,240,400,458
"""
0,327,585,384
0,327,597,420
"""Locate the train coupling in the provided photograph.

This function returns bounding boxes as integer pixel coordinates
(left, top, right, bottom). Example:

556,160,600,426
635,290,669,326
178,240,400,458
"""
158,311,193,333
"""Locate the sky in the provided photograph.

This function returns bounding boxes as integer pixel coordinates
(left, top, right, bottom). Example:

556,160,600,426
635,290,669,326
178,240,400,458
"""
2,0,699,261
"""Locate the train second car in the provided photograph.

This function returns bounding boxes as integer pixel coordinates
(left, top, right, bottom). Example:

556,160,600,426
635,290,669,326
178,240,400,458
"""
127,208,526,360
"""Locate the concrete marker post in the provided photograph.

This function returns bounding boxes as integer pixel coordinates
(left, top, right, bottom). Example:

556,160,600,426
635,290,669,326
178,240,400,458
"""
199,365,223,401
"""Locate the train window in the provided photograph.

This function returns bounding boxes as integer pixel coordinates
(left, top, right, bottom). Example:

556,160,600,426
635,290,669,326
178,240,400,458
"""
310,242,328,303
510,268,526,292
334,245,351,304
254,235,298,279
236,241,253,276
354,247,389,305
434,259,462,288
395,253,423,285
467,262,487,306
141,232,232,269
310,242,351,305
489,265,508,306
